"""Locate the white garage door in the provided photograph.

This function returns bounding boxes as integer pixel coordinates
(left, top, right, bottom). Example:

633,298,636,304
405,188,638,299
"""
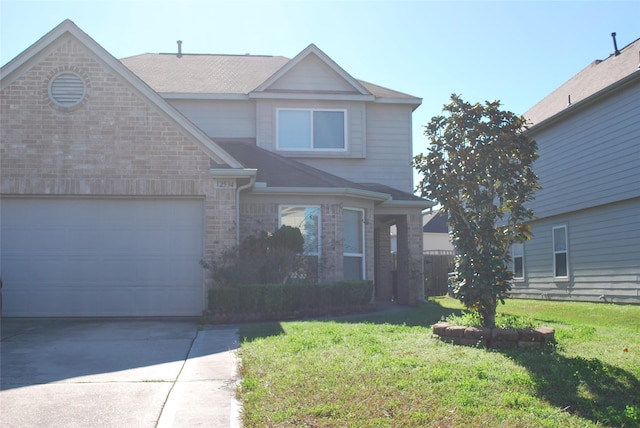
1,198,205,317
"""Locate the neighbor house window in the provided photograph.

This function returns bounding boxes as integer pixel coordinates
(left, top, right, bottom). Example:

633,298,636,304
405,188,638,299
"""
511,243,524,280
277,109,346,150
553,225,569,279
279,206,321,256
343,208,364,280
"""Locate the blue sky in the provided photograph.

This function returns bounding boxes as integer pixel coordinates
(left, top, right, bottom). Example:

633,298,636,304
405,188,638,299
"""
1,0,639,164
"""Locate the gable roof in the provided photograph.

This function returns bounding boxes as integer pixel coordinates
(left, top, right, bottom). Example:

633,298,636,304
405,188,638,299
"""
252,43,371,96
120,45,421,106
524,36,640,128
423,210,449,233
216,140,429,205
0,19,245,169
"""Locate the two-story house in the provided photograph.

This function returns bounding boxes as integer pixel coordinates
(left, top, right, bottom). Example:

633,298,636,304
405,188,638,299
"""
510,35,640,303
0,20,430,316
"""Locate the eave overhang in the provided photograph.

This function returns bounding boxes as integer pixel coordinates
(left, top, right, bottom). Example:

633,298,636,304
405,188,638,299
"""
250,186,390,202
210,168,258,179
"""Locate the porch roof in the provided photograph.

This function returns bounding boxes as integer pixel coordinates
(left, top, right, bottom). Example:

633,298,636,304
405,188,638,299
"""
215,140,428,203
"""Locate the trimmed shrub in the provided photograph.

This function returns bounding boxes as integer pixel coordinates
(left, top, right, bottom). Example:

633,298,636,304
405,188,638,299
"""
212,226,309,287
207,280,373,322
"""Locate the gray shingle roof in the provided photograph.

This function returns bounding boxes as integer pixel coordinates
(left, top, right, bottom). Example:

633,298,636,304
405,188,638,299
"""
423,210,448,233
215,140,425,202
120,53,289,94
524,37,640,126
120,52,419,100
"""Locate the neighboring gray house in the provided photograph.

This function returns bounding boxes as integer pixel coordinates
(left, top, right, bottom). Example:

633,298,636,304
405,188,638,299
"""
0,20,430,316
421,210,453,254
510,35,640,303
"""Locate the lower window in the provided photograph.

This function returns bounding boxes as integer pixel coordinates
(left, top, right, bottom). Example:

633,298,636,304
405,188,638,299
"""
511,243,524,279
343,208,364,280
279,206,320,255
553,225,569,278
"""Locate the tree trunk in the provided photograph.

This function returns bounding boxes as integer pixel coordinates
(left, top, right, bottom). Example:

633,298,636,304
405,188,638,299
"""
480,293,497,328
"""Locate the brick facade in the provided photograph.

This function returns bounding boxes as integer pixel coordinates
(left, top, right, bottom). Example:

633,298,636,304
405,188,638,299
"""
0,37,237,288
238,197,377,284
407,212,426,302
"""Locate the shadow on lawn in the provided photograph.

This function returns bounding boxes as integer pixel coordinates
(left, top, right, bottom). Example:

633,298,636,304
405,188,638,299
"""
332,300,464,327
239,300,463,343
500,345,640,426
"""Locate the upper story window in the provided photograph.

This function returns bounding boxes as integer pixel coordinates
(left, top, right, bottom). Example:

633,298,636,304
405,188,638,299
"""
277,109,346,151
553,225,569,279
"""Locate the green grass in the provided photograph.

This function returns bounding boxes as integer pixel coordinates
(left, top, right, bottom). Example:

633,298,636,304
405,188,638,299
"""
237,297,640,427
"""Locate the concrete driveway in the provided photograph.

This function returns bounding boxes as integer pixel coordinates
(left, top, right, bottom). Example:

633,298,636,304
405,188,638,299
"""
0,318,241,428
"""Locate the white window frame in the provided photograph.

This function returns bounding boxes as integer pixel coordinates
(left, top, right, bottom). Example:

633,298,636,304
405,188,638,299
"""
276,108,348,151
552,225,569,280
343,208,365,280
511,242,524,280
278,205,321,257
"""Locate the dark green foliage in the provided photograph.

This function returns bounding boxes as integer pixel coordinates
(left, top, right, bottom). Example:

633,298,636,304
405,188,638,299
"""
207,280,373,322
413,94,540,327
213,225,311,287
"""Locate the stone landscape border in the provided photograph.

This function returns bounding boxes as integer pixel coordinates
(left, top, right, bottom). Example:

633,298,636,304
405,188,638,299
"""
433,322,555,348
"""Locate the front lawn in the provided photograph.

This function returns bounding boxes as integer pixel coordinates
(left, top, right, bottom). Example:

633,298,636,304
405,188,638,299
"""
237,297,640,427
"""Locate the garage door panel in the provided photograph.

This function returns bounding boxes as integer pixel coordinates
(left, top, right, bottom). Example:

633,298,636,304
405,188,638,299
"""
1,198,205,317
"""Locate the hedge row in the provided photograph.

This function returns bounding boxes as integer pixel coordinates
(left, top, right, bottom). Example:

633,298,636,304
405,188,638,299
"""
207,280,374,323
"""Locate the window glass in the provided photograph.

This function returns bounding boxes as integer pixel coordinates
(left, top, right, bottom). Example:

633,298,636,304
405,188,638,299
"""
278,109,345,150
343,209,363,254
555,253,568,277
553,226,568,278
553,228,566,252
313,111,345,149
514,257,524,279
511,243,524,279
280,206,320,254
343,208,364,280
279,110,311,149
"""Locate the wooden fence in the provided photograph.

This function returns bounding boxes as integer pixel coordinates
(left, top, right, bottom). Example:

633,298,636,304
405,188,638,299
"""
423,251,454,296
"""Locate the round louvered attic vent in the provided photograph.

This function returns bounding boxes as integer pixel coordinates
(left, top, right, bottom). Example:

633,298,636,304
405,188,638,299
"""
48,72,86,108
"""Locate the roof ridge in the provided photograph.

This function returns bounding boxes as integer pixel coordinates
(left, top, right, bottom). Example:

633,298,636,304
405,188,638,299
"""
156,53,281,58
122,52,286,59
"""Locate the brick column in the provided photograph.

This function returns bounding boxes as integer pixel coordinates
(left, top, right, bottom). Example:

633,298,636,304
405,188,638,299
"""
374,224,393,301
396,212,425,304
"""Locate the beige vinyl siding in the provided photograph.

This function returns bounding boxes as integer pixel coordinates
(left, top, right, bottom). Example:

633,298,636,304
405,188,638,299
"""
511,197,640,303
268,54,356,93
298,104,414,191
292,104,413,192
256,99,365,158
168,99,256,138
529,83,640,219
364,104,413,191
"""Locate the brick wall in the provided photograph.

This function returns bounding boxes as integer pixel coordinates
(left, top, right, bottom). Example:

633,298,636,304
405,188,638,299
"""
238,198,376,284
408,212,425,302
0,36,237,288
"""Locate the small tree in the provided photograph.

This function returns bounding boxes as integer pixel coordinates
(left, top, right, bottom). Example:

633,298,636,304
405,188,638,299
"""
412,95,540,327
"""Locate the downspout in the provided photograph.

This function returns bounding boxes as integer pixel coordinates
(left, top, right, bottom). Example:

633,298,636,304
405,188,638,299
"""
236,175,256,247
